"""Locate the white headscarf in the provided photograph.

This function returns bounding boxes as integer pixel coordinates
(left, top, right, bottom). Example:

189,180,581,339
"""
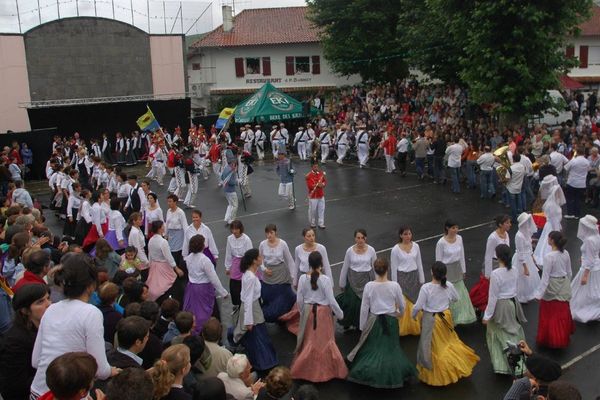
539,175,559,200
577,214,599,242
546,184,566,208
517,212,537,239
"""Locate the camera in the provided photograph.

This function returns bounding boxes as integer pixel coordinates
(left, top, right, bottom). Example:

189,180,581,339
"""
503,341,525,378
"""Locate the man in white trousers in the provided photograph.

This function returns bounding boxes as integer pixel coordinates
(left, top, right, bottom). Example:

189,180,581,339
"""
254,124,266,160
305,159,326,229
294,126,309,161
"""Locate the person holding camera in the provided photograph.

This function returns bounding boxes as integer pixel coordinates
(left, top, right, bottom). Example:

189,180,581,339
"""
483,244,527,375
503,340,562,400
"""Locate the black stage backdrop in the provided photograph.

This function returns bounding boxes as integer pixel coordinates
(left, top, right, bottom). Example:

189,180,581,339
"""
27,98,191,141
0,128,58,180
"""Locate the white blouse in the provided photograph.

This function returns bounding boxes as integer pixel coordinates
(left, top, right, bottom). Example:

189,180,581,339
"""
148,235,176,267
66,195,81,219
259,239,294,266
390,243,425,284
144,206,164,235
484,231,510,278
166,207,188,230
537,250,572,298
185,252,228,297
79,200,92,223
224,234,253,271
360,281,405,331
182,223,219,258
483,267,518,321
297,274,343,320
293,243,332,285
412,282,458,316
108,210,126,241
241,270,261,326
91,202,106,235
339,245,376,288
128,226,148,265
435,235,466,274
581,236,600,272
514,231,533,263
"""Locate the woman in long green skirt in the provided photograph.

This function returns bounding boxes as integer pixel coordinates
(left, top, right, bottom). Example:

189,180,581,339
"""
483,244,526,375
435,220,477,325
336,229,376,329
347,258,416,388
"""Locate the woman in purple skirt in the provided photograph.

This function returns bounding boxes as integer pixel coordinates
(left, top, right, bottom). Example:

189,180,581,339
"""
183,234,228,334
105,197,128,252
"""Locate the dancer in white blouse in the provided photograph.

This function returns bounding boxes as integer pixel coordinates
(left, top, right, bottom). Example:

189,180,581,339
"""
74,189,92,245
512,213,541,303
258,224,296,322
182,209,218,265
535,231,574,349
183,234,228,334
232,249,278,373
391,226,425,335
290,251,347,382
470,215,511,313
127,212,149,278
413,262,479,386
534,181,565,267
165,194,188,265
293,227,332,287
435,220,476,325
347,258,416,388
336,229,377,330
224,220,253,306
482,244,526,375
144,192,163,237
571,215,600,323
82,189,109,251
146,220,184,301
104,198,127,251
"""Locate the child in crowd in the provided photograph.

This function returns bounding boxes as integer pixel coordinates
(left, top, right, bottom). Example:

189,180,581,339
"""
119,246,143,278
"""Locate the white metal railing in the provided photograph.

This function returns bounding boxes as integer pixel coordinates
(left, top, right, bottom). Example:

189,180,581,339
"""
19,92,190,108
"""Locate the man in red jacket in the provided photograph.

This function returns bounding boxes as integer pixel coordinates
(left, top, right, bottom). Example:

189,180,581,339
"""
12,249,50,293
306,159,327,229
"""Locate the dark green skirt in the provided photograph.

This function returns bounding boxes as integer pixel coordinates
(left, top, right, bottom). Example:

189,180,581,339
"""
348,315,417,388
335,286,361,328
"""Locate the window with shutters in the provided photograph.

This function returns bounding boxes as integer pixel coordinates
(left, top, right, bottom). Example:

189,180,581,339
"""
234,58,244,77
262,57,271,76
311,56,320,74
295,56,310,73
580,45,589,68
246,58,260,74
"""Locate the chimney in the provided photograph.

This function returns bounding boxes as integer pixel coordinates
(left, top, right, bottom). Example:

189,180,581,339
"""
222,5,233,32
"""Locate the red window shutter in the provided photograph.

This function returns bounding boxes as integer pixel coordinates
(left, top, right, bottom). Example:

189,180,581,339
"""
311,55,320,74
580,45,589,68
262,57,271,76
285,56,295,76
234,58,244,77
566,46,575,58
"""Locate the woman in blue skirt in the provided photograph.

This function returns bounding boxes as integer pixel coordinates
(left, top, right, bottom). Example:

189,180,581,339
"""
233,248,278,373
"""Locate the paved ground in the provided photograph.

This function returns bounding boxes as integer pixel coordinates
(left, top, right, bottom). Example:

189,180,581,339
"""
37,156,600,400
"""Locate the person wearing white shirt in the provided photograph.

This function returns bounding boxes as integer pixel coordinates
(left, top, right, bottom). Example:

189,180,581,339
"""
165,194,188,265
104,198,128,251
63,183,81,239
519,154,535,208
470,215,511,313
182,210,218,264
319,129,331,163
290,251,347,383
127,213,149,276
570,215,600,323
346,258,415,388
337,229,377,330
146,221,184,301
293,127,309,161
445,140,466,193
391,226,425,336
412,261,479,386
477,146,496,199
293,227,332,286
435,221,476,326
506,153,526,223
217,354,262,400
305,123,316,158
30,255,118,397
335,127,349,164
253,125,266,160
482,244,526,375
144,192,163,237
564,150,591,218
183,234,228,334
225,221,253,307
232,249,278,372
535,231,574,349
258,224,296,322
512,212,541,303
74,190,93,245
549,144,569,183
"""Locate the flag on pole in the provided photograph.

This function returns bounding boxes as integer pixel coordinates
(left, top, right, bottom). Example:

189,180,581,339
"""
136,106,161,132
215,107,235,129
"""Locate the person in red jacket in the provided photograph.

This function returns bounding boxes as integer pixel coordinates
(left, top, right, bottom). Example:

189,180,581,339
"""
382,131,397,173
306,159,327,229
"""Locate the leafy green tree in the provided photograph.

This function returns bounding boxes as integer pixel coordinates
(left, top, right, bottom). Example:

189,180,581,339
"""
307,0,408,81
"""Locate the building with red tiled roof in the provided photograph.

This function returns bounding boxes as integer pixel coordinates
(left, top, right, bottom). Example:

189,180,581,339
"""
188,6,360,113
567,5,600,86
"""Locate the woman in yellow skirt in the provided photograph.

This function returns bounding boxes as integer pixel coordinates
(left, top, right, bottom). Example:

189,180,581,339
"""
390,226,424,335
412,261,480,386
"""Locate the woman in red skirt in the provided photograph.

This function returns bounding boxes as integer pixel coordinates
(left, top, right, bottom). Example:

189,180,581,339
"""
535,231,575,348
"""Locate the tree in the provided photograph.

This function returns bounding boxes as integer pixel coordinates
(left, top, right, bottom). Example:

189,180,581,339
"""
444,0,592,119
307,0,408,82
